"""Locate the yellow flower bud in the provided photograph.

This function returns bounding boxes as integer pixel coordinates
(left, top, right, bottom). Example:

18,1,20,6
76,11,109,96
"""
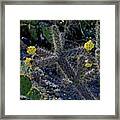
27,46,36,55
84,40,94,51
24,57,32,66
85,62,92,68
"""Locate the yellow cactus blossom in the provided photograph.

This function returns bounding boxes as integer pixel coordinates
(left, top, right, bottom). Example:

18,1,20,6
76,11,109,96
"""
85,62,92,68
24,57,32,66
27,46,36,55
84,40,94,51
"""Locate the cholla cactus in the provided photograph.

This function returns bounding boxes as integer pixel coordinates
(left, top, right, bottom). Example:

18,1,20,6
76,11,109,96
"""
20,20,100,100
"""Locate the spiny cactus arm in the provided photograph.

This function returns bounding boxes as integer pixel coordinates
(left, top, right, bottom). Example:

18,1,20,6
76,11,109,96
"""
64,39,80,46
59,32,66,49
63,46,84,57
84,83,98,100
57,63,70,82
58,56,77,82
33,55,58,68
76,55,86,80
51,25,64,54
72,85,86,100
36,47,54,56
78,21,85,37
95,20,100,64
95,20,100,49
77,83,97,100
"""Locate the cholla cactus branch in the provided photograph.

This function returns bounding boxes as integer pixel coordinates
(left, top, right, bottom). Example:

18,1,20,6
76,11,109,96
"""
52,25,64,54
77,83,97,100
34,55,58,68
36,47,54,56
58,56,76,81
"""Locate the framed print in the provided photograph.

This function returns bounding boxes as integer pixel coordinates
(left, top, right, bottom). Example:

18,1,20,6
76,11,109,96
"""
0,0,119,119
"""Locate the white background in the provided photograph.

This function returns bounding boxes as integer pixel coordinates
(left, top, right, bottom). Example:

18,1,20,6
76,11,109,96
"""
5,5,115,115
